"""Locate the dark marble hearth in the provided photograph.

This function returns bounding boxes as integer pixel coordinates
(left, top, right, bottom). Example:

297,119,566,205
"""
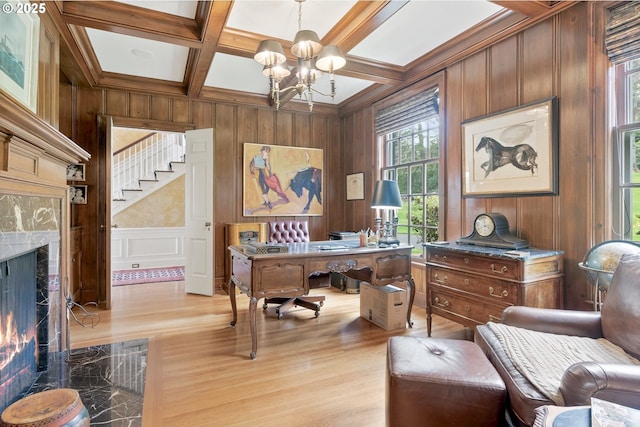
15,339,148,426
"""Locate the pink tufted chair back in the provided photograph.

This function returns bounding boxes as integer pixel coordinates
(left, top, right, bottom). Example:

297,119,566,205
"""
268,221,310,243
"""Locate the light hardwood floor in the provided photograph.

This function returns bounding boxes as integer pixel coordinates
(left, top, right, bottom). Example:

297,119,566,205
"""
70,281,469,427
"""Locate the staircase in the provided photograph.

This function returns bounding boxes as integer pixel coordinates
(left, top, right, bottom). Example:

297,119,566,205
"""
112,131,186,215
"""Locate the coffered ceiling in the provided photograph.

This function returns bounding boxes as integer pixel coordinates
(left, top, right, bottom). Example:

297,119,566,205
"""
49,1,574,113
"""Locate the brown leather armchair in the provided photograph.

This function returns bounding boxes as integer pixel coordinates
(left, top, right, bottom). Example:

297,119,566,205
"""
263,221,327,318
475,252,640,427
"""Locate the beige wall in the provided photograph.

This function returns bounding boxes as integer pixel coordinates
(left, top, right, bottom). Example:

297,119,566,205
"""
113,176,185,228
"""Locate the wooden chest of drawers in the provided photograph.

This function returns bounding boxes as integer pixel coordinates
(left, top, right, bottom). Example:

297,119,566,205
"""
424,242,564,336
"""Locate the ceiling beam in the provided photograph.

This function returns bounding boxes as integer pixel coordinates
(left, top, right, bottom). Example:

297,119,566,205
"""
97,72,188,98
217,28,404,85
59,1,203,48
184,1,233,98
46,2,96,87
324,0,408,52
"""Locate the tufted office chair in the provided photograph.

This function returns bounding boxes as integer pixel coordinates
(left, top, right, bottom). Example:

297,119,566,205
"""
264,221,327,318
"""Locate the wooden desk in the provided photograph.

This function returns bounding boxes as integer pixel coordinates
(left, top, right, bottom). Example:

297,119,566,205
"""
228,242,415,359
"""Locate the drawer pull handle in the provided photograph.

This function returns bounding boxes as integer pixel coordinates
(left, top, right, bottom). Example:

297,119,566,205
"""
491,264,508,274
464,257,469,264
434,297,450,308
434,273,447,283
489,314,501,322
488,287,508,299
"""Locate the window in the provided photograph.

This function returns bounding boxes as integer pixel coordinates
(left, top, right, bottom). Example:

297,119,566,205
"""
613,58,640,242
375,87,441,256
607,2,640,242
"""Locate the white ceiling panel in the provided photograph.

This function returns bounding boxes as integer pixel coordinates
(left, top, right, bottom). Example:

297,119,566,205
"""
350,1,504,66
206,53,271,94
227,0,357,41
86,28,190,82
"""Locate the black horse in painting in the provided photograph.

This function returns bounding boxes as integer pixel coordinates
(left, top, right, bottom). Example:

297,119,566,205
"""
289,167,322,213
475,136,538,177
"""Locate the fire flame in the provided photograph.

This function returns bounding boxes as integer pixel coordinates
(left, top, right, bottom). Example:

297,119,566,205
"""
0,312,34,372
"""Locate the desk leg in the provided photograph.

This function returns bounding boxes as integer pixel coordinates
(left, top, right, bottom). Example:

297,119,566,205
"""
229,278,238,327
406,277,415,328
249,296,258,359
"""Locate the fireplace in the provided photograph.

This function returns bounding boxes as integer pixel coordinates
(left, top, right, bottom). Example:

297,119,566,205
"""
0,194,62,413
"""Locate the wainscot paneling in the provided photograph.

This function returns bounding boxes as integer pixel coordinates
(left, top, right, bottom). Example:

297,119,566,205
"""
111,227,184,270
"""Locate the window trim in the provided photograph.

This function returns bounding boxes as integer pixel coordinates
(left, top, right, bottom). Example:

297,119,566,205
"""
373,72,446,256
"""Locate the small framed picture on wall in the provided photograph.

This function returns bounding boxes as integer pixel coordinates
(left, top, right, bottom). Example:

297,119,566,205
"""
70,185,87,205
346,172,364,200
66,163,86,181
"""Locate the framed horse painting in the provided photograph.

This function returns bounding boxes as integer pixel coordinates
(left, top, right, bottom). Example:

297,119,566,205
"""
243,143,323,216
461,97,558,197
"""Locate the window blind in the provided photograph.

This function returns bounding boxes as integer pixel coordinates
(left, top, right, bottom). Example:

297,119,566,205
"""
605,2,640,64
375,87,439,135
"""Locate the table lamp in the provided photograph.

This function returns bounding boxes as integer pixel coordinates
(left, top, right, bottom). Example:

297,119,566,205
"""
371,179,402,247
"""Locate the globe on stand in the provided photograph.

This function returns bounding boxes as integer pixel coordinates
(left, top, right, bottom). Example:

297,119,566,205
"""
578,240,640,310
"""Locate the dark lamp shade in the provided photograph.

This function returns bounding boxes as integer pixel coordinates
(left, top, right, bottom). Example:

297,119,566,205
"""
371,180,402,209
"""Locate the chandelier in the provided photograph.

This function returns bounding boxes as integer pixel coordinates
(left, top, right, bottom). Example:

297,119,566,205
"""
253,0,346,111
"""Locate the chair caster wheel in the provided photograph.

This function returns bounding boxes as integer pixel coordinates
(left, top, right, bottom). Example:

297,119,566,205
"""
314,311,320,318
262,303,268,310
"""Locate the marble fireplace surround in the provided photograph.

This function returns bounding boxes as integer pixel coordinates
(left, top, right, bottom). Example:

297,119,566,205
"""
0,195,63,412
0,194,63,351
1,196,147,424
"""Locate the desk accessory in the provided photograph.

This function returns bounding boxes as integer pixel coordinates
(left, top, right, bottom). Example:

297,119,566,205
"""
457,212,529,249
371,180,402,247
245,242,289,254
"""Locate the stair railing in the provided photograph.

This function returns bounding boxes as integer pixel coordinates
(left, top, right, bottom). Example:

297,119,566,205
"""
112,131,186,200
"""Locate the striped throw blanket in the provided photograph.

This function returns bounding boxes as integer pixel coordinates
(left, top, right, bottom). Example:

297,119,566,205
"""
486,322,640,405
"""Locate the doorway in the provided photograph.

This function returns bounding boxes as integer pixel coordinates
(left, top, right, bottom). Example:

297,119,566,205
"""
109,126,187,289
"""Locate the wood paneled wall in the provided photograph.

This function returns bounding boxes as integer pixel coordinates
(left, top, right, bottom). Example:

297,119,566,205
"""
340,2,610,310
59,2,613,310
59,86,343,304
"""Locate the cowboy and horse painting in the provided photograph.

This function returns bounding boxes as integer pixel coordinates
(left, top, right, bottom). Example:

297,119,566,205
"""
244,143,323,216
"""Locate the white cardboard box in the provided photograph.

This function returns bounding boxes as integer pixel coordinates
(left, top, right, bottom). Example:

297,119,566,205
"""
359,282,407,330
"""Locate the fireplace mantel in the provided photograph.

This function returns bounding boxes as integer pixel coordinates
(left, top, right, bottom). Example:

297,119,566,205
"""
0,91,89,356
0,92,89,167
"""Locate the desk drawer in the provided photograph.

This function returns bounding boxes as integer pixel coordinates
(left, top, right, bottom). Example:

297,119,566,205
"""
428,249,521,280
429,287,508,326
232,254,252,288
429,267,518,305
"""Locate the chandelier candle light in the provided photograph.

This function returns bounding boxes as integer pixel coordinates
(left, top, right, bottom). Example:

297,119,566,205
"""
253,0,346,111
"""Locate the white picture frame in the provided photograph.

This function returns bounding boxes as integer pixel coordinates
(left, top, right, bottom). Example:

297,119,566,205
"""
66,163,86,182
0,2,40,112
70,185,87,205
346,172,364,200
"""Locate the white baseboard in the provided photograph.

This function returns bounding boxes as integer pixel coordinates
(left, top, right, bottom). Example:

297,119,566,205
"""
111,227,184,270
